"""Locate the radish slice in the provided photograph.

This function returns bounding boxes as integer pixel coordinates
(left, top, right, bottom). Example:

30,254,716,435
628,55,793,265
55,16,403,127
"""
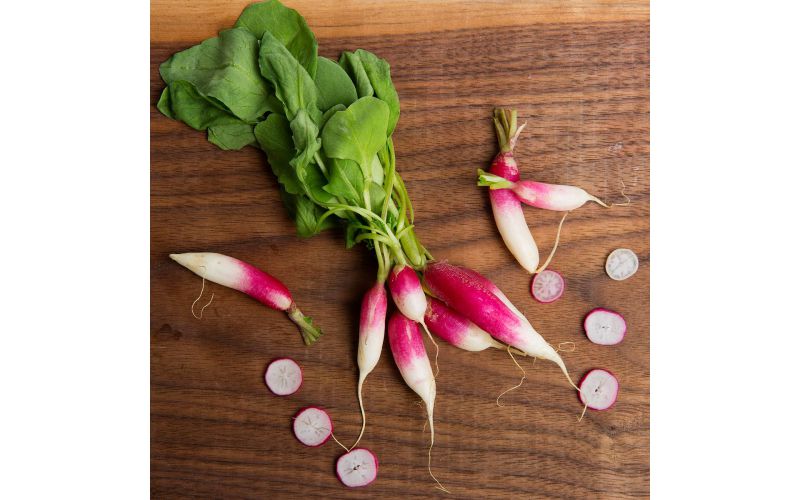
264,358,302,396
579,369,619,410
584,308,627,345
293,407,332,447
605,248,639,281
336,448,379,488
531,269,565,303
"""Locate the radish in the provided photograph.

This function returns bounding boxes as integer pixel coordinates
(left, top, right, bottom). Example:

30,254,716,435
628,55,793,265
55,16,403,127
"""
293,406,333,447
388,264,441,375
477,171,609,211
531,269,565,303
584,308,627,345
605,248,639,281
579,369,619,411
387,312,448,492
424,298,506,352
170,252,322,345
336,448,379,488
265,358,303,396
352,281,388,450
486,108,540,273
424,262,577,390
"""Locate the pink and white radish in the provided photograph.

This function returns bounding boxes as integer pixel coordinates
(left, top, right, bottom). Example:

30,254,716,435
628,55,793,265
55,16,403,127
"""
388,264,441,374
531,269,565,303
170,252,322,345
486,108,540,273
477,171,609,211
352,281,388,449
293,406,333,447
387,312,448,492
424,262,577,389
584,308,627,345
579,369,619,411
336,448,379,488
424,298,505,352
265,358,303,396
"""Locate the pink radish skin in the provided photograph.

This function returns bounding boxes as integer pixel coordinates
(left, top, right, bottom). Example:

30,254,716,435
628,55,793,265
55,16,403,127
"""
293,406,333,447
265,358,303,396
458,266,527,321
478,172,608,212
579,369,619,410
169,252,322,344
388,264,427,323
531,269,565,303
584,308,627,345
424,262,574,387
336,448,379,488
424,298,505,352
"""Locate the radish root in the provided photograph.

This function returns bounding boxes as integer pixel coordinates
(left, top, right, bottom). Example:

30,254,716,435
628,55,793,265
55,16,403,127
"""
578,403,589,422
330,432,350,453
421,323,441,378
534,212,569,274
351,375,367,451
191,277,215,320
556,342,576,353
496,346,526,407
426,398,450,493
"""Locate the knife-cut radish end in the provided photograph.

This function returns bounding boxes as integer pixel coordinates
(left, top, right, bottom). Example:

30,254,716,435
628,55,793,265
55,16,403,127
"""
579,369,619,410
265,358,302,396
584,308,627,345
292,406,332,447
336,447,379,487
531,269,565,303
605,248,639,281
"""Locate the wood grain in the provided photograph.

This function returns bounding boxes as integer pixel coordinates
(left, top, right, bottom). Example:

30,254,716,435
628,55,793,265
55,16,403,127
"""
151,1,649,497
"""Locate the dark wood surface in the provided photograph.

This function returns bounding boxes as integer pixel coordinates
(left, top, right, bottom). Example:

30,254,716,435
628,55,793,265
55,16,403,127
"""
151,1,649,497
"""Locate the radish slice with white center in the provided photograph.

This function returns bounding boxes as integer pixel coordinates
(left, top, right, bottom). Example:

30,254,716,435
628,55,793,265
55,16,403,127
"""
605,248,639,281
579,369,619,410
531,269,565,303
336,448,379,488
584,308,627,345
265,358,302,396
293,407,333,447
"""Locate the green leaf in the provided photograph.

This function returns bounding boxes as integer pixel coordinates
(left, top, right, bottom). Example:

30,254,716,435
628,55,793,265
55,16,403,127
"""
159,28,272,122
321,97,389,174
344,223,359,249
156,88,174,118
354,49,401,135
158,81,238,130
323,158,364,205
369,153,384,186
321,104,346,128
368,181,386,214
293,195,336,238
258,30,321,123
314,57,358,111
339,52,374,98
208,122,256,150
288,109,334,204
234,0,318,77
254,114,303,195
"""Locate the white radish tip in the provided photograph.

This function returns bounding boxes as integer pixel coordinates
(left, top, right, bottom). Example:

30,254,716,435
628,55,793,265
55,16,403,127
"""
579,369,619,411
265,358,303,396
584,308,627,345
292,406,333,447
336,448,379,488
531,269,565,303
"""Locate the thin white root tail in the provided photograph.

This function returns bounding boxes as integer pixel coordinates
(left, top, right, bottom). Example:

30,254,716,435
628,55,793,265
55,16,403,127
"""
330,432,350,452
350,376,367,451
421,323,441,378
427,412,450,493
578,403,588,422
496,347,527,407
535,212,570,274
556,342,576,353
191,277,215,319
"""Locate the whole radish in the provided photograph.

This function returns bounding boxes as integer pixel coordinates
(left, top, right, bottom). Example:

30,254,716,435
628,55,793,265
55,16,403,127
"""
477,170,609,211
170,252,322,344
387,313,448,492
352,281,388,449
487,108,539,273
388,264,441,374
424,298,506,352
424,261,577,389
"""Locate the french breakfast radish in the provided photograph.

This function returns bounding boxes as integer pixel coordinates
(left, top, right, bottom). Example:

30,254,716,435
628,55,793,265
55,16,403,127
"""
293,406,333,447
265,358,303,396
387,313,447,492
388,264,441,374
477,171,609,211
487,108,540,273
170,252,322,345
584,308,627,345
424,298,506,352
579,369,619,410
424,262,577,389
336,448,379,488
352,281,388,449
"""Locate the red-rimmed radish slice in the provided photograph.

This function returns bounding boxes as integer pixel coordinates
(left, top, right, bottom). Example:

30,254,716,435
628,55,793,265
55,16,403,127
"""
579,369,619,410
336,448,379,488
292,407,332,447
584,308,627,345
605,248,639,281
531,269,564,303
265,358,302,396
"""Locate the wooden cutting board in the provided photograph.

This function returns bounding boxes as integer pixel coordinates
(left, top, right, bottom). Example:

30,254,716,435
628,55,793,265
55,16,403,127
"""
150,1,650,497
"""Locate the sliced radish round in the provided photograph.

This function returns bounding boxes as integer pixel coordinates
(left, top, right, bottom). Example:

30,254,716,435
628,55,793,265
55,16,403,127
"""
584,308,627,345
579,369,619,410
336,448,378,488
531,269,565,303
264,358,302,396
292,406,332,447
605,248,639,281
